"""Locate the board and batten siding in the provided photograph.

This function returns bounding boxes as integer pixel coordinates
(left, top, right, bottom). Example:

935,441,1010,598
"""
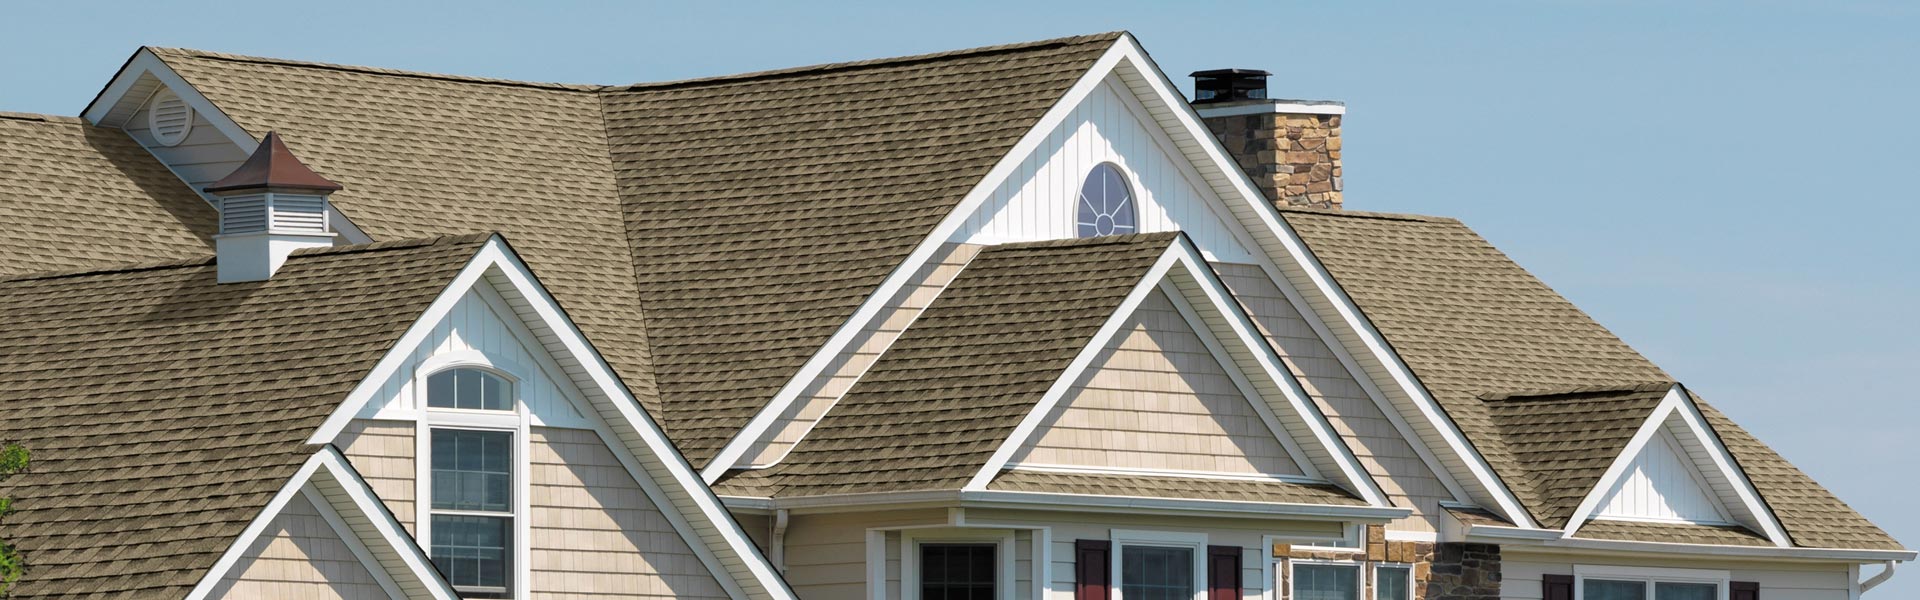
1009,289,1302,476
122,83,251,191
209,493,389,600
951,77,1255,263
354,287,594,429
1501,551,1854,600
1594,426,1727,523
337,420,416,531
1214,262,1454,532
529,426,728,600
747,243,983,467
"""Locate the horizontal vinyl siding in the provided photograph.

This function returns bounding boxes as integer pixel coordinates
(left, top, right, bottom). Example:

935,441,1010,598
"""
336,419,415,532
529,426,728,600
123,88,250,189
1011,290,1301,476
210,493,389,600
1501,551,1853,600
1215,262,1454,532
783,510,948,600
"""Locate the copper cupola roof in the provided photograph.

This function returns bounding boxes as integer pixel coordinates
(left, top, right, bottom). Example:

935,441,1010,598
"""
204,131,343,194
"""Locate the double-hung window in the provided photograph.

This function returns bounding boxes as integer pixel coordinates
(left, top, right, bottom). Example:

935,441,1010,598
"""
1575,566,1727,600
425,367,517,598
1374,564,1411,600
1112,530,1205,600
1290,562,1360,600
920,544,996,600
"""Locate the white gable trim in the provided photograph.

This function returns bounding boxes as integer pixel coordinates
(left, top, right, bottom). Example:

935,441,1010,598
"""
1591,426,1734,525
1559,385,1790,546
186,449,458,600
960,236,1388,507
308,236,797,600
698,37,1134,481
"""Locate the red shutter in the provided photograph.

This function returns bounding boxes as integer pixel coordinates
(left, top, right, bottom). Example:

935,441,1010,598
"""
1542,574,1573,600
1207,545,1242,600
1076,540,1111,600
1731,581,1759,600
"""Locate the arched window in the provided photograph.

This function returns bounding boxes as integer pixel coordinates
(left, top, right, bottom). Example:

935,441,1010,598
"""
1076,163,1137,238
427,367,512,411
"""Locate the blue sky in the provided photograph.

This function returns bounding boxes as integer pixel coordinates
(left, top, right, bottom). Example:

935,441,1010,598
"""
5,0,1917,594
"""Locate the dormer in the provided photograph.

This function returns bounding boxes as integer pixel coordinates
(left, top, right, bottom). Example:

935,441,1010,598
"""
205,131,341,283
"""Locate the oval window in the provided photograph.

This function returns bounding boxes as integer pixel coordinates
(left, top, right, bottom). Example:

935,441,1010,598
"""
427,368,512,411
1076,163,1137,238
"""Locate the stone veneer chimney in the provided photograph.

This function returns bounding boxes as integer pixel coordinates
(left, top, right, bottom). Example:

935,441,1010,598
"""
204,132,342,283
1190,69,1345,209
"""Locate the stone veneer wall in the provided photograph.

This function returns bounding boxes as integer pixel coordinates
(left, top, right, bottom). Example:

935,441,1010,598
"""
1272,526,1501,600
1201,110,1343,209
1427,543,1501,600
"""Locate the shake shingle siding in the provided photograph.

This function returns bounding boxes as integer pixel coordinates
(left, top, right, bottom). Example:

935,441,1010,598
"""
0,234,485,598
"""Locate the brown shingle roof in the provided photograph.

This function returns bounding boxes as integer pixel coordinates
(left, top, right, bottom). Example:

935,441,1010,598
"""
1482,384,1671,528
988,471,1366,506
1573,519,1772,547
601,33,1121,463
147,47,664,421
768,233,1179,497
0,112,216,275
0,233,487,598
1282,208,1902,550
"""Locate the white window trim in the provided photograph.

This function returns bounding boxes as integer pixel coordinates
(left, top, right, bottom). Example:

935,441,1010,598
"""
1286,558,1365,600
900,528,1019,600
1111,529,1208,600
1371,563,1413,600
1293,523,1366,553
1573,565,1730,600
415,360,532,599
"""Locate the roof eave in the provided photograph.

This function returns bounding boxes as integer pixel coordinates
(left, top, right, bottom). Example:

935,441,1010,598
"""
1468,524,1916,563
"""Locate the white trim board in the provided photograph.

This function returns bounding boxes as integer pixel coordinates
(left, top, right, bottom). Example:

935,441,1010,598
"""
185,449,459,600
306,235,797,600
959,235,1390,508
1558,385,1790,547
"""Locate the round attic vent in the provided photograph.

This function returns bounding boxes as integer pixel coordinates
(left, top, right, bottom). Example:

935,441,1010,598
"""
147,89,193,147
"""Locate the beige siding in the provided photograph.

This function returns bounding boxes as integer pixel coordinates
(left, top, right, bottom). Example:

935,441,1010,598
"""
529,426,728,600
1500,551,1854,600
337,419,415,532
1011,290,1301,476
210,493,390,600
123,87,251,189
783,510,948,600
735,511,774,556
1215,262,1454,531
748,243,982,467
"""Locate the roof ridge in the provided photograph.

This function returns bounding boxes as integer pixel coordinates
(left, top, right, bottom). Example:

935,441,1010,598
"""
1478,381,1676,402
146,47,604,92
0,232,494,285
1275,205,1461,224
605,31,1125,92
0,111,87,125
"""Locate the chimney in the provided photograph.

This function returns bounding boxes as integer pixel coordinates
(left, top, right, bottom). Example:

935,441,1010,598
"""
204,132,342,283
1191,69,1345,209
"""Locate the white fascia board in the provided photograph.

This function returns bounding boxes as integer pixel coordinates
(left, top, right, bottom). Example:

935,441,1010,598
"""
1098,34,1539,529
1470,525,1917,563
959,243,1184,491
728,488,1408,522
1558,385,1791,547
1155,238,1389,506
699,37,1136,481
185,449,459,600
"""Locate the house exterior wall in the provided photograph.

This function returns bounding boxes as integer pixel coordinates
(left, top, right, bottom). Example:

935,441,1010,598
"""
1213,262,1455,533
1009,289,1303,476
952,77,1256,263
1594,427,1726,523
209,493,389,600
747,242,983,467
122,81,251,190
528,426,729,600
337,419,417,531
1499,550,1855,600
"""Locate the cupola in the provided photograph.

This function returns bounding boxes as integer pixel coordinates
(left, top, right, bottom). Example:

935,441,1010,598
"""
204,132,342,282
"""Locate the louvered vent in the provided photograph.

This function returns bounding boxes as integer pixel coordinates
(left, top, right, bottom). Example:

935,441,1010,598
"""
270,195,329,233
147,89,193,147
220,194,269,234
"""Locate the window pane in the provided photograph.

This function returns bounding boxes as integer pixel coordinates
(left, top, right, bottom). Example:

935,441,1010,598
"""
430,515,510,597
1375,566,1410,600
1122,546,1193,600
1077,163,1137,238
432,429,512,512
922,544,995,600
427,367,511,411
1655,582,1717,600
1293,564,1358,600
1584,579,1647,600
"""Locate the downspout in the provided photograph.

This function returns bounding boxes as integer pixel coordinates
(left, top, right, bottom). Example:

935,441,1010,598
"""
772,509,790,573
1861,560,1898,594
